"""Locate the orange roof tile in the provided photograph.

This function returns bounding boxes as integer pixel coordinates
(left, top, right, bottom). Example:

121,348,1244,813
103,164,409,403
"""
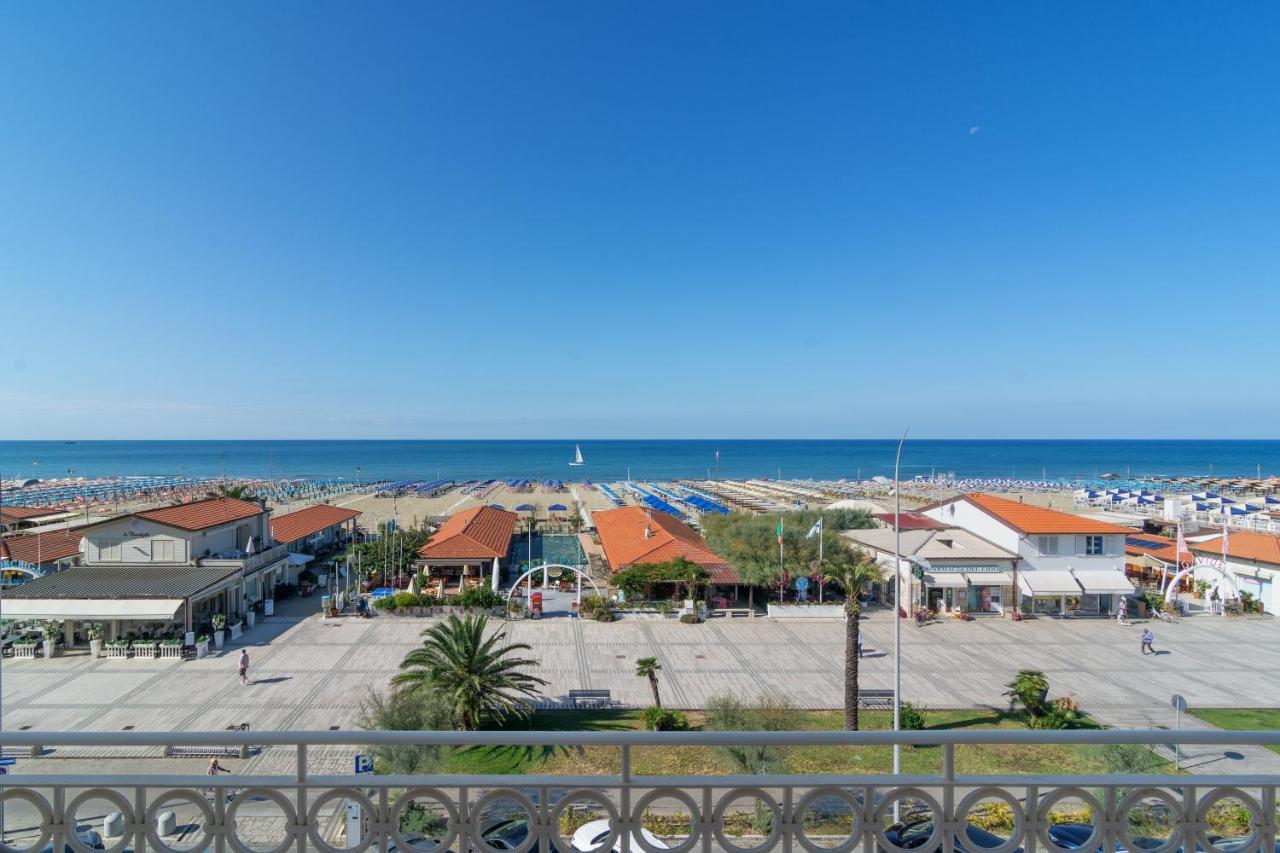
960,493,1131,535
271,504,361,545
0,505,63,523
1189,531,1280,566
135,497,264,531
0,528,83,565
592,506,740,582
418,506,517,560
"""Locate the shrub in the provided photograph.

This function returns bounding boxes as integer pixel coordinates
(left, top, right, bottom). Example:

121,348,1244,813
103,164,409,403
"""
679,613,701,624
969,801,1015,832
393,591,419,608
899,701,927,731
373,596,396,610
417,593,437,607
643,706,690,731
457,586,503,609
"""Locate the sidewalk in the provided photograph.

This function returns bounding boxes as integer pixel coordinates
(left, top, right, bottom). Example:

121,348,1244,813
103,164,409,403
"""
1088,705,1280,775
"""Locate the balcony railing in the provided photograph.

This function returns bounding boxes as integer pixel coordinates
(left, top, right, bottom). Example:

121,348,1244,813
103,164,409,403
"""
1,729,1279,851
201,542,290,576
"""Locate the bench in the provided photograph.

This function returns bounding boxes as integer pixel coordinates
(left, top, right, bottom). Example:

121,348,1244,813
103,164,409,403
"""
858,689,895,709
568,689,613,709
165,724,253,759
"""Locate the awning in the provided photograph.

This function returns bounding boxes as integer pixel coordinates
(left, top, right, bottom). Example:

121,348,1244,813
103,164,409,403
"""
0,598,185,621
965,570,1014,586
287,553,314,565
1071,569,1135,594
1017,570,1082,597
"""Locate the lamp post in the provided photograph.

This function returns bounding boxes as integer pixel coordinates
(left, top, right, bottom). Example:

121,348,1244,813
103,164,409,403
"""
892,427,909,812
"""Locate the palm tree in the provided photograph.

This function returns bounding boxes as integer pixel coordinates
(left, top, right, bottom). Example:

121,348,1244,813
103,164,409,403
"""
1004,669,1050,719
635,656,662,708
824,553,886,731
391,614,546,730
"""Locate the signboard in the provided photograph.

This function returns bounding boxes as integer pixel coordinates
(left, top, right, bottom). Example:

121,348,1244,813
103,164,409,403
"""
1171,694,1187,712
354,754,373,774
530,592,543,614
928,565,1002,573
0,767,8,776
0,757,15,767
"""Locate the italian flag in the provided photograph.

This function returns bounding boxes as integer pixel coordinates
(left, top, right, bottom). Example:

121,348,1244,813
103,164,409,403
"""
777,517,784,544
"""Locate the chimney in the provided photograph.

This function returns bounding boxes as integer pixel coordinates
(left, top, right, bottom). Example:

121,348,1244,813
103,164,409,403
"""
644,525,652,539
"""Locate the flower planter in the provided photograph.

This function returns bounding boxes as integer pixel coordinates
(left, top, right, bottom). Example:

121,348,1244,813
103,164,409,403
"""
229,622,243,640
13,643,37,660
213,630,225,650
132,642,157,659
104,643,130,659
42,643,57,659
89,638,103,658
196,639,210,659
159,643,183,658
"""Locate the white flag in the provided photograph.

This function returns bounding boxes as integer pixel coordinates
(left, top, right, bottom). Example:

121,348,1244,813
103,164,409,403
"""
806,517,823,539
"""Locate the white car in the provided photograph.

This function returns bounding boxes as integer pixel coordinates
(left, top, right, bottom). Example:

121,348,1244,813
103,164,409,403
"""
571,819,670,852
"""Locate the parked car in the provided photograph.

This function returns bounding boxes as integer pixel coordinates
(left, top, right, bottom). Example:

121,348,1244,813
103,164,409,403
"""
571,818,670,852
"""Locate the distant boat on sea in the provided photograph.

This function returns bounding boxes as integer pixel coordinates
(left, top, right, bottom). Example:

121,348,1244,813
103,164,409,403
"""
569,444,585,466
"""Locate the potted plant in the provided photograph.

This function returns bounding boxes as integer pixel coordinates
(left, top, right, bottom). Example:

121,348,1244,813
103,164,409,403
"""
87,623,104,658
12,637,38,658
132,635,157,658
211,613,226,650
40,621,62,659
195,634,211,659
159,637,184,658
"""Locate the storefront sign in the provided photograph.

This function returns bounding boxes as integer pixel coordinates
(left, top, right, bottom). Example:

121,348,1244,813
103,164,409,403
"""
929,565,1002,574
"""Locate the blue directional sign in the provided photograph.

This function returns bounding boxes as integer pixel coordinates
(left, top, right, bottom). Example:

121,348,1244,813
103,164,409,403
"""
354,754,373,774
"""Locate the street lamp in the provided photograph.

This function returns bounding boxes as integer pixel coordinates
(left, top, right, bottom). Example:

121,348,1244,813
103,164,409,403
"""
892,427,909,812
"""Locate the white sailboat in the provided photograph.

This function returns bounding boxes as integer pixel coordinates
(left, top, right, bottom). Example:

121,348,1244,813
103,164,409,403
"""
569,444,585,466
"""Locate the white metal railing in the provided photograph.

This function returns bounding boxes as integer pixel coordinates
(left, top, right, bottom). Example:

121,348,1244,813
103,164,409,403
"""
2,729,1280,852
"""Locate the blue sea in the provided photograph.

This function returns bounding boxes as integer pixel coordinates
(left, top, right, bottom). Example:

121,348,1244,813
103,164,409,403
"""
0,440,1277,483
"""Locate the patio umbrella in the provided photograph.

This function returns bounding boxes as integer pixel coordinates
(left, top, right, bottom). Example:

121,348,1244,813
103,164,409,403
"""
548,503,568,511
490,504,505,510
516,503,535,511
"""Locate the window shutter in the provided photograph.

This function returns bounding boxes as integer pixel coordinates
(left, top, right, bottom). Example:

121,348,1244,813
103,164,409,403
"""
1075,536,1086,556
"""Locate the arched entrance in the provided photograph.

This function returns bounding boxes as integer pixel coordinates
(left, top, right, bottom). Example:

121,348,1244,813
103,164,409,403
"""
505,563,604,617
1164,556,1240,607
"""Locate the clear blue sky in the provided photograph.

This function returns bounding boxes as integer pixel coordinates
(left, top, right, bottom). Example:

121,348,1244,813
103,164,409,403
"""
3,3,1278,440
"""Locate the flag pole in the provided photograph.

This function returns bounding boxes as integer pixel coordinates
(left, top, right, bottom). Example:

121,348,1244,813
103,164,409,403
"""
818,517,824,603
892,426,909,821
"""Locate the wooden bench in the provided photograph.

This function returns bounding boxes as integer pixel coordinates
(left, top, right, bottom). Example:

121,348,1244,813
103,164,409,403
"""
857,689,895,709
568,689,613,709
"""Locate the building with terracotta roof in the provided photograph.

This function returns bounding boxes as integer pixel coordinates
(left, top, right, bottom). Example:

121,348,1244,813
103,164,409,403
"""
920,493,1133,617
592,506,742,586
0,527,84,580
0,505,69,533
415,506,518,593
271,504,361,552
1189,531,1280,613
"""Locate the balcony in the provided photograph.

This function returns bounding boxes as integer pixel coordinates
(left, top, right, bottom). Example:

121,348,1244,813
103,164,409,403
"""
201,542,290,576
1,729,1278,851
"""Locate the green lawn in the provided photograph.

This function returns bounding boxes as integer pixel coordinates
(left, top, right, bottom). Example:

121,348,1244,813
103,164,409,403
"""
1190,708,1280,754
438,708,1172,777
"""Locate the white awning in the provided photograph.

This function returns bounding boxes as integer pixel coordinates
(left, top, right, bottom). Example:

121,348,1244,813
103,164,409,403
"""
1017,570,1082,597
965,570,1014,586
287,553,314,565
1071,570,1135,594
0,599,185,621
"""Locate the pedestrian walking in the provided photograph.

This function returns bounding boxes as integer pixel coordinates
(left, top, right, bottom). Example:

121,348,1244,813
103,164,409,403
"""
1117,599,1128,625
238,649,250,685
857,637,864,658
1141,628,1155,655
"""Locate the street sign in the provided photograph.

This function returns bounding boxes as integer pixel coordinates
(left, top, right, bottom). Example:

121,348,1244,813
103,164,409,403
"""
0,757,16,767
354,754,373,774
1171,694,1187,712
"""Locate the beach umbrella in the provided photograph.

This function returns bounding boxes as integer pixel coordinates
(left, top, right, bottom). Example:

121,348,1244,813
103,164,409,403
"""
490,504,505,510
548,503,568,511
516,503,535,511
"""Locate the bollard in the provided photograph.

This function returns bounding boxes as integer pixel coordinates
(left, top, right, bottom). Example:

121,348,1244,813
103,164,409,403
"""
103,811,124,838
157,811,177,836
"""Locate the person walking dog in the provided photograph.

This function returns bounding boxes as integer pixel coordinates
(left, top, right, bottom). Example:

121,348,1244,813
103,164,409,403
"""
1141,628,1155,655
